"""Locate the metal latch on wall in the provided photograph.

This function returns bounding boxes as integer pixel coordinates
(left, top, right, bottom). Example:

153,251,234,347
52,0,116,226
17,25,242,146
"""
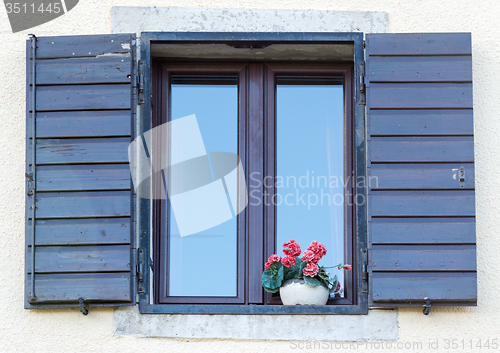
452,166,466,188
458,166,466,188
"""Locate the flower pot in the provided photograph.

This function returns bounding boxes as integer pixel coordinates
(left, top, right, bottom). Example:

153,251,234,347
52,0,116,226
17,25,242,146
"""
279,279,329,305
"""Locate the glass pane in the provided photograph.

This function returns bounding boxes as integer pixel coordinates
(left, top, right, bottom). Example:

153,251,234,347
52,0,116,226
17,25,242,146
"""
276,79,345,297
168,80,238,297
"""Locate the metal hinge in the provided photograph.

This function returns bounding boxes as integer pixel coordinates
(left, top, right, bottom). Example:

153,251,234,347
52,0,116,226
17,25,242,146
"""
26,173,34,196
137,248,153,295
136,248,145,294
359,61,366,105
137,61,145,105
361,248,368,293
137,248,145,283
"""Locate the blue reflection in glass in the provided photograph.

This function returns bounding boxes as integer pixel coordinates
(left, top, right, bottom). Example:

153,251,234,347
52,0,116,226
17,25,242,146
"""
169,83,238,297
276,82,345,295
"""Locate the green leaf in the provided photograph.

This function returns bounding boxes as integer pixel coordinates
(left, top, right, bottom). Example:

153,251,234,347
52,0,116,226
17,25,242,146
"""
263,285,280,293
296,260,307,279
284,257,303,280
303,276,322,287
261,266,284,290
329,275,339,294
269,262,282,273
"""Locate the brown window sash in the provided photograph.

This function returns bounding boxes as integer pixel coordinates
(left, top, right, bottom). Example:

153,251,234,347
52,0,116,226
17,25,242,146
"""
152,60,355,305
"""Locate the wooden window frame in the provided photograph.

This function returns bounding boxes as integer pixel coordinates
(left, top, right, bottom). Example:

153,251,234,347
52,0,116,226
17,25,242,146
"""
263,63,355,306
152,62,248,304
139,32,367,315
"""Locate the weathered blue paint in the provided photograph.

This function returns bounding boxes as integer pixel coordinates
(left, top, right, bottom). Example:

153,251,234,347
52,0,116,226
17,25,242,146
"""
36,56,132,84
366,32,476,307
368,56,472,82
32,218,131,245
36,111,132,138
35,191,131,218
35,34,133,59
370,110,473,136
370,136,474,162
372,272,476,304
371,190,475,217
367,33,472,56
27,245,131,273
371,163,475,189
25,33,136,309
371,245,476,271
37,164,131,191
35,138,130,164
36,85,131,111
371,218,476,244
27,273,132,302
369,82,473,109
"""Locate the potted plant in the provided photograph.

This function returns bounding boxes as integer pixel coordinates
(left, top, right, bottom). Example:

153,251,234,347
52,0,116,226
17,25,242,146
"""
261,240,352,305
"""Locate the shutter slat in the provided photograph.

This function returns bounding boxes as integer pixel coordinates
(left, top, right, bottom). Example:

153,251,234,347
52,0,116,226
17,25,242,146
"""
366,33,476,307
31,218,130,246
35,191,131,219
367,33,472,56
36,85,131,111
371,163,474,189
27,245,131,273
369,83,472,109
27,273,131,302
35,138,130,164
37,56,132,84
36,34,133,59
368,56,472,82
37,164,131,191
370,110,473,136
372,218,476,244
37,111,132,138
371,136,474,162
372,190,475,217
25,33,135,308
371,245,476,271
372,272,476,303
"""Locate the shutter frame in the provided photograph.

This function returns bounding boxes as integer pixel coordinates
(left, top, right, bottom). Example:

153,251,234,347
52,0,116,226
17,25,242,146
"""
366,33,477,307
25,34,137,308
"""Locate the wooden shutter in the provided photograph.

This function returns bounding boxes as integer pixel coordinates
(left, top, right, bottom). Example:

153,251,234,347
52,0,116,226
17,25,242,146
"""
366,33,476,307
25,34,136,308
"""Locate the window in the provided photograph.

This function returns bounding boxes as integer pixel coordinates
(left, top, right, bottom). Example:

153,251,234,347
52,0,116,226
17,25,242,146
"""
25,32,476,316
151,60,356,307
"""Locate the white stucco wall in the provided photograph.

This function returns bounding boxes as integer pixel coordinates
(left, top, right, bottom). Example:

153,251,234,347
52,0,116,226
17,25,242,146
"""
0,1,497,352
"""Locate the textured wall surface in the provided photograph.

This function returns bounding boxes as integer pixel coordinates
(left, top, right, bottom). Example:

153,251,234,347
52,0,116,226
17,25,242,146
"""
114,306,398,340
0,1,497,352
111,7,388,33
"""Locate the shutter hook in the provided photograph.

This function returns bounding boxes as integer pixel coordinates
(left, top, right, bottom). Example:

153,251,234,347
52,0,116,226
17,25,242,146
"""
79,298,88,316
423,297,431,315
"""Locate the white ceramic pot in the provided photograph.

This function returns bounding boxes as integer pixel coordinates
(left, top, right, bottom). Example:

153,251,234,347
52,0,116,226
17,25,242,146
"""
279,279,329,305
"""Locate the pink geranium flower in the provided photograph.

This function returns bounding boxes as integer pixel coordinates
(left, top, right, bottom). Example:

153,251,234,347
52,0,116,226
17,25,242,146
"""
310,241,327,259
303,262,319,277
264,254,281,270
282,256,296,268
301,249,318,264
282,240,301,257
342,264,352,271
